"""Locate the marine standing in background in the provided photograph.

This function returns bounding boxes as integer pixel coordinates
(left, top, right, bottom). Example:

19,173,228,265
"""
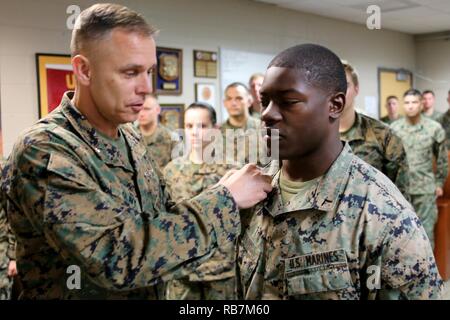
339,61,410,200
221,82,265,166
164,102,237,300
380,95,402,124
137,94,178,170
391,89,448,249
422,90,443,121
248,73,264,119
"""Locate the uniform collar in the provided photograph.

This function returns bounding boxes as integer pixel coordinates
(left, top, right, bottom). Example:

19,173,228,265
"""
401,116,424,131
340,111,365,142
60,91,142,171
262,142,354,217
180,154,227,175
141,125,165,145
224,115,259,130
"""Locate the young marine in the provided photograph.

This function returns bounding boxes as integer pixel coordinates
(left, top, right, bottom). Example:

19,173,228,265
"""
238,44,443,300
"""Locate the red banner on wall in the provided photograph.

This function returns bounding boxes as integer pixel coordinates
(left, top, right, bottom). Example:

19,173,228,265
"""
36,54,74,118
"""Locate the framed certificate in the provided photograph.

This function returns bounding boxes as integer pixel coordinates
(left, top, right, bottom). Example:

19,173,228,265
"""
154,47,182,95
36,53,75,118
193,50,217,78
159,104,184,130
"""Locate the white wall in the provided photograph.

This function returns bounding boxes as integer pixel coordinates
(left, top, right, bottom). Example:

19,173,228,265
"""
0,0,416,156
415,37,450,113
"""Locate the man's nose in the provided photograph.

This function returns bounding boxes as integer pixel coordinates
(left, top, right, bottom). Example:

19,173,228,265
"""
137,73,152,95
262,101,282,125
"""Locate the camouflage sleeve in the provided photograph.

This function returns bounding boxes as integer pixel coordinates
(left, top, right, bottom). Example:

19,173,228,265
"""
0,174,15,261
0,207,9,264
379,211,444,299
383,131,411,202
162,162,183,203
6,224,15,261
433,126,448,189
6,142,240,291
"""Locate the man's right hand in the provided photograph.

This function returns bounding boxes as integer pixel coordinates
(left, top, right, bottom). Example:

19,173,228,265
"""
219,163,273,209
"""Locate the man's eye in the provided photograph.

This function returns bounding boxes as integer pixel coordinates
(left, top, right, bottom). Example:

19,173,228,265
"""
125,71,137,77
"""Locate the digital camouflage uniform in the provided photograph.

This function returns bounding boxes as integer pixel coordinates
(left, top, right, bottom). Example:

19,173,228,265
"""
249,109,261,120
340,112,410,201
423,110,444,122
437,110,450,150
0,159,15,300
1,92,241,299
139,125,178,171
163,157,236,299
163,156,235,204
391,116,448,248
238,143,443,300
380,115,402,125
220,116,266,166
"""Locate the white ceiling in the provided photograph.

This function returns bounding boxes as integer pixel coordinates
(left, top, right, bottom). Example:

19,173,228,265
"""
253,0,450,34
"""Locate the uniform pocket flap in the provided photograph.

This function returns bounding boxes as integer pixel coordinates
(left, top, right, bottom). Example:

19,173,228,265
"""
285,249,353,296
47,153,97,190
287,268,353,295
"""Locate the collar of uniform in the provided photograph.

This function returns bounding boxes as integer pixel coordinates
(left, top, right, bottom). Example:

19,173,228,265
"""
262,142,353,217
141,126,165,146
180,155,226,175
402,116,424,132
223,115,260,130
60,91,135,171
246,115,260,129
341,111,365,142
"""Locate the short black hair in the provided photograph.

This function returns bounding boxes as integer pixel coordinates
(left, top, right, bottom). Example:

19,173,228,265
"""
422,90,435,96
268,43,347,95
185,102,217,126
404,88,422,98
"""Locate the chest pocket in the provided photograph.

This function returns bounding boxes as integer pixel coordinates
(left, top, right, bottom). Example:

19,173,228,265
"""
409,135,433,166
238,232,261,289
284,249,354,298
45,152,126,226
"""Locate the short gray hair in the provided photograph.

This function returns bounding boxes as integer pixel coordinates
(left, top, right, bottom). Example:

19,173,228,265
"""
70,3,158,56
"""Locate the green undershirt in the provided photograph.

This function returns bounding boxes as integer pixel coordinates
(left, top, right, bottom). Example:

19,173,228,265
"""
279,169,321,203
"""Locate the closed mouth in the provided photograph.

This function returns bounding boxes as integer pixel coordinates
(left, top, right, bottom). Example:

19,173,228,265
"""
128,102,144,112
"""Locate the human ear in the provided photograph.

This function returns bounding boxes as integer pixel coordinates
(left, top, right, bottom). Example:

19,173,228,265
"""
329,92,346,119
72,55,91,86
